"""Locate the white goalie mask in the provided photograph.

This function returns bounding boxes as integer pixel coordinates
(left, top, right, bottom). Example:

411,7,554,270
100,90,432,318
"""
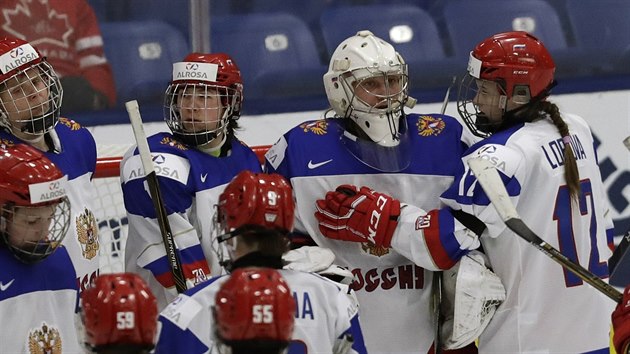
323,30,409,147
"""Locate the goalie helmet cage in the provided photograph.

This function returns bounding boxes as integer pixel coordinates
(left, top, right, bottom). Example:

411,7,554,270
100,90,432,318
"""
94,144,271,274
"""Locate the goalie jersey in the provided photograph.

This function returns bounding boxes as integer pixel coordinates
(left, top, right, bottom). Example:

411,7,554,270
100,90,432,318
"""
265,114,468,353
393,112,615,353
121,132,262,309
0,246,81,352
0,118,99,295
155,269,367,354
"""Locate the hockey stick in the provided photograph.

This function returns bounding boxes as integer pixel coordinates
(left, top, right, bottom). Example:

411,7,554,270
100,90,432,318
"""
467,157,622,303
608,136,630,287
126,100,187,294
433,75,457,354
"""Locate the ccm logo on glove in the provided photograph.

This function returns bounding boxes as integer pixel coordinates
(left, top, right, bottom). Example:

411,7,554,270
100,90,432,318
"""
315,185,400,248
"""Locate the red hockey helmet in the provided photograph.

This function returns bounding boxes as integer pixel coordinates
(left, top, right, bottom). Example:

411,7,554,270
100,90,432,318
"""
0,143,70,263
0,37,62,135
0,37,45,83
164,52,244,146
214,268,295,343
469,31,555,100
457,31,556,137
0,143,66,207
216,171,295,238
81,273,158,351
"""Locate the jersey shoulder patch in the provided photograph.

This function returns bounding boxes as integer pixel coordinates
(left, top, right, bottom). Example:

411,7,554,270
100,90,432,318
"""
469,143,523,178
121,152,190,184
159,294,204,330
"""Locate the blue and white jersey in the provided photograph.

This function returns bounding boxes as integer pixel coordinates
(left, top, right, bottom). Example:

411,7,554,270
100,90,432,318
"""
0,118,99,294
155,269,367,354
121,133,262,309
265,114,467,353
396,112,614,353
0,246,80,352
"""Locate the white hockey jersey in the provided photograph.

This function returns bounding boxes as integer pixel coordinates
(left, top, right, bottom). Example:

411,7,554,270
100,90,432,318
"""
393,113,615,353
0,118,99,295
121,133,262,309
265,115,468,353
0,246,81,352
154,267,367,354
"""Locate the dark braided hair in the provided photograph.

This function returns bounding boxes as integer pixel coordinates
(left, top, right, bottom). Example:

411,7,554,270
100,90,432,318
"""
511,97,580,201
540,101,580,200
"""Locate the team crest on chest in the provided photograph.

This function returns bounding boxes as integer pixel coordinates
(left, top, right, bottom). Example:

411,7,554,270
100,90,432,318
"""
76,207,99,260
160,136,188,150
58,118,81,130
416,116,445,136
361,242,390,257
28,323,62,354
300,120,328,135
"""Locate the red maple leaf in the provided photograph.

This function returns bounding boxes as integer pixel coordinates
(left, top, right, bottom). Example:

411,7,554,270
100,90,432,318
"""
1,0,73,48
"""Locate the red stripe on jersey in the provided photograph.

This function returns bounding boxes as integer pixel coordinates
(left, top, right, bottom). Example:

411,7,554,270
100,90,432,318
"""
423,209,457,270
154,259,211,289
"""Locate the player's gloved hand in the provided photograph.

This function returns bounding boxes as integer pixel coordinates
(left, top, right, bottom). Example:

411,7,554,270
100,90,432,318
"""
315,184,400,248
612,285,630,353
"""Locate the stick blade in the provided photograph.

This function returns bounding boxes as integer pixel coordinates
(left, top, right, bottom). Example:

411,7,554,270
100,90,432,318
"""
467,158,518,221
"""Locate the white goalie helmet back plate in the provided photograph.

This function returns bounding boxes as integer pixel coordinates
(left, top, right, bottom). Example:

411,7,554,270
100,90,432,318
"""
323,30,409,147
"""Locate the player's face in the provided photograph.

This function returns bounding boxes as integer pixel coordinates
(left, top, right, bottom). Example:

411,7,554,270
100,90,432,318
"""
472,79,509,123
177,86,224,133
6,205,56,249
0,67,51,128
353,74,403,109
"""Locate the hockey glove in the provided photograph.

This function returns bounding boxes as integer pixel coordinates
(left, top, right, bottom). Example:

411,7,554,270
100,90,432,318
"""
613,285,630,354
315,184,400,248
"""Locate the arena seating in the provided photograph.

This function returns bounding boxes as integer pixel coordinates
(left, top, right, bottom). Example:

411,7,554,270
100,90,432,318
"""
100,20,189,107
84,0,630,120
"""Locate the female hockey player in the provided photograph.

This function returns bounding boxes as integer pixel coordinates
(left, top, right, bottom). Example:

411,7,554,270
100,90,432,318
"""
154,170,366,353
82,273,158,354
0,36,100,294
264,30,477,353
121,53,262,309
316,31,615,353
0,143,81,352
213,268,296,354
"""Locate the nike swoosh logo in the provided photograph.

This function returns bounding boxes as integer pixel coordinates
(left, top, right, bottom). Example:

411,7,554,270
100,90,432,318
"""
308,159,333,169
201,173,208,183
0,279,14,291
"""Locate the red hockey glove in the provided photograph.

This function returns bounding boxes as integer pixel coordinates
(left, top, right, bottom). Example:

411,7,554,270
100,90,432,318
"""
613,286,630,354
314,184,400,248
